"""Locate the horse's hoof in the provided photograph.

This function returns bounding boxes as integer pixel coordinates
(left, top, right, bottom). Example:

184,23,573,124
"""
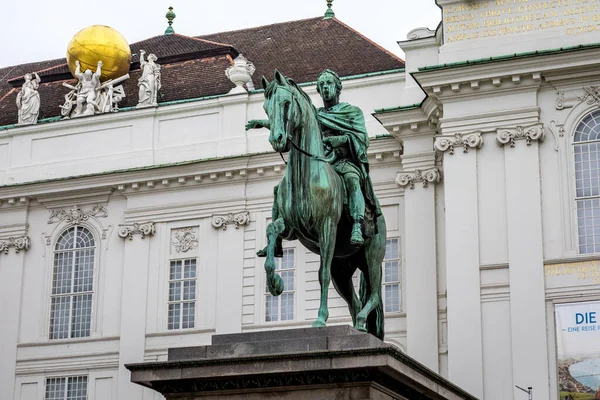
256,248,267,257
312,320,326,328
355,325,367,333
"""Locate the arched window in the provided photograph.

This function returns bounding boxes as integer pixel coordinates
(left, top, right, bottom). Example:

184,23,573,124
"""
49,226,95,339
574,110,600,254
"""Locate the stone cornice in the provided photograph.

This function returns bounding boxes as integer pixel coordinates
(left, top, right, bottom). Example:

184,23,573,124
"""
434,132,483,154
118,222,155,240
373,98,440,139
0,235,30,254
396,168,441,189
0,142,402,203
496,124,545,147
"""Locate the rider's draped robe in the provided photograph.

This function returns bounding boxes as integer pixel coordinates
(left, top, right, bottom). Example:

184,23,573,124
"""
317,102,381,237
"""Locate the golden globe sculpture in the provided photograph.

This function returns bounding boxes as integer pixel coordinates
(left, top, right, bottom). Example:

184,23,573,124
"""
66,25,131,82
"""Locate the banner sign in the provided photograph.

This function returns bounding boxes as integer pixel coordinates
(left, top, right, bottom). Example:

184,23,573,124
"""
556,301,600,399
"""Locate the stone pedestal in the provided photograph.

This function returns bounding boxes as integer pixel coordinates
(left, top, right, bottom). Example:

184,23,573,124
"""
127,326,477,400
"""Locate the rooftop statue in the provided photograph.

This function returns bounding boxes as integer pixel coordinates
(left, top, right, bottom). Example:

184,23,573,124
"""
246,69,386,339
16,72,41,125
60,60,129,118
137,50,162,108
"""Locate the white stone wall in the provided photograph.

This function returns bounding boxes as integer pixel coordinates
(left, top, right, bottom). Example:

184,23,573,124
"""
0,74,409,400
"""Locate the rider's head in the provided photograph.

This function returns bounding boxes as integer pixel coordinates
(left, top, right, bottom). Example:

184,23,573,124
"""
317,69,342,104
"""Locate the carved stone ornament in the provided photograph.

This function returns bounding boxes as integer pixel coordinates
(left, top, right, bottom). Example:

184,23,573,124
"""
0,235,31,255
211,211,250,230
396,168,441,189
434,132,483,154
580,86,600,106
496,124,545,147
48,205,108,225
225,54,256,94
173,227,199,252
118,222,155,240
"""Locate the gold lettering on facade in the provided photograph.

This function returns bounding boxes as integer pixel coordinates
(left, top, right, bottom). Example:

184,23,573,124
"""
444,0,600,41
545,260,600,284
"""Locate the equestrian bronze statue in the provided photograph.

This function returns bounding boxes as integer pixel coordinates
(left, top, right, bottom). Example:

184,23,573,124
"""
246,69,387,339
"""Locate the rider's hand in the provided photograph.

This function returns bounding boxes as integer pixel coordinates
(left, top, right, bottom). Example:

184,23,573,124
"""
323,136,347,148
246,120,265,131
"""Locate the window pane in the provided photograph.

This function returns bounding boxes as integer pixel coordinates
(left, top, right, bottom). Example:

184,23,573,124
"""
169,282,181,302
49,296,70,339
281,270,294,291
265,295,278,322
168,303,181,330
281,293,294,321
385,284,400,313
184,259,197,278
67,376,88,400
577,199,600,254
53,251,74,295
71,294,92,338
170,260,182,280
73,249,94,293
183,280,196,301
45,377,66,400
182,302,195,329
384,261,399,283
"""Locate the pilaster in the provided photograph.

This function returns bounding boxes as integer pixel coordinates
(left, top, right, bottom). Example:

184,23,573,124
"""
390,111,441,373
117,222,155,400
435,132,484,398
213,210,249,334
500,130,550,399
0,212,29,400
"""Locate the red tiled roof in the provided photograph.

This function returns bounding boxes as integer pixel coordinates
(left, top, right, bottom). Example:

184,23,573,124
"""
0,16,404,127
198,17,405,85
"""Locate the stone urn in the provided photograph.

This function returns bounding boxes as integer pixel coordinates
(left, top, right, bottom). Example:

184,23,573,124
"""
225,54,256,94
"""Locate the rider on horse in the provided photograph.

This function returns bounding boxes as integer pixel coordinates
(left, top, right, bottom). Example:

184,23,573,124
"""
316,69,380,246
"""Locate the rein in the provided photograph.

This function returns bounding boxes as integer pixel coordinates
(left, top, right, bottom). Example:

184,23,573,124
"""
274,85,334,165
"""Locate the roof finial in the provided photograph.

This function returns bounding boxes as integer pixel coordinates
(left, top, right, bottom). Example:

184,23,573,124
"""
165,6,176,35
324,0,335,19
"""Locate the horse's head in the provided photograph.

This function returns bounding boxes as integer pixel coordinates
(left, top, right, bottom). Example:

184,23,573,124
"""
262,69,304,153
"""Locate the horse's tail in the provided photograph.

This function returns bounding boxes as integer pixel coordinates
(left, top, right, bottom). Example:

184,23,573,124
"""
359,273,385,341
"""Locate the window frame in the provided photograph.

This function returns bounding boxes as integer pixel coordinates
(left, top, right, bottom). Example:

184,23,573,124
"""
44,375,88,400
382,237,401,313
167,257,198,330
264,247,296,323
572,109,600,255
48,226,97,340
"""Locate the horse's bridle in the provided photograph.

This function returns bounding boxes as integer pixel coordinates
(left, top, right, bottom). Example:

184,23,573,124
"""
273,85,333,164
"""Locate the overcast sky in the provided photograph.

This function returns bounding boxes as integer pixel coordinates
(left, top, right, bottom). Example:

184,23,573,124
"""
1,1,441,68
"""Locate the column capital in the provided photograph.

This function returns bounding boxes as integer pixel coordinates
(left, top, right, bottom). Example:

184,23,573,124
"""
211,211,250,230
118,222,155,240
0,235,31,255
496,124,545,147
396,168,442,189
434,132,483,154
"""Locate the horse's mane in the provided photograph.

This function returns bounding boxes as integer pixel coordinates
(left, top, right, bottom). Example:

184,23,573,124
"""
265,77,314,109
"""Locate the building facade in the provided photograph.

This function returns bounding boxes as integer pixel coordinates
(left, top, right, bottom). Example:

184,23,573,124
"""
3,1,600,399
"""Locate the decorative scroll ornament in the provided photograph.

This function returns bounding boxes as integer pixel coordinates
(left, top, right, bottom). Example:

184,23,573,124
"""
48,205,108,225
556,91,566,110
118,222,155,240
211,211,250,230
496,124,545,147
580,86,600,106
396,168,441,189
173,227,199,252
434,132,483,154
0,236,31,255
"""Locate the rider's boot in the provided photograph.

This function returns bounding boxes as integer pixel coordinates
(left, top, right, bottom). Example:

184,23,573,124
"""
350,219,364,246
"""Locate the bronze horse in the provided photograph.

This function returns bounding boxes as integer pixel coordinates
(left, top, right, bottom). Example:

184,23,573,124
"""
254,70,387,339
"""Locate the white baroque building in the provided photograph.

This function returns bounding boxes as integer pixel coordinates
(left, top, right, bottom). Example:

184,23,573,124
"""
3,1,600,399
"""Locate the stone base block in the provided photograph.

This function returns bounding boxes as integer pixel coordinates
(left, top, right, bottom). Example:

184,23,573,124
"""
127,326,478,400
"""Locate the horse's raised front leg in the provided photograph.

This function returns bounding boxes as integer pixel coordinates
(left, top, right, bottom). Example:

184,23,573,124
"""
313,218,337,327
257,186,283,258
264,218,286,296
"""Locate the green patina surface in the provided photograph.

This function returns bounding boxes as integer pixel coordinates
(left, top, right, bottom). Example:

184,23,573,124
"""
246,69,387,340
418,42,600,72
